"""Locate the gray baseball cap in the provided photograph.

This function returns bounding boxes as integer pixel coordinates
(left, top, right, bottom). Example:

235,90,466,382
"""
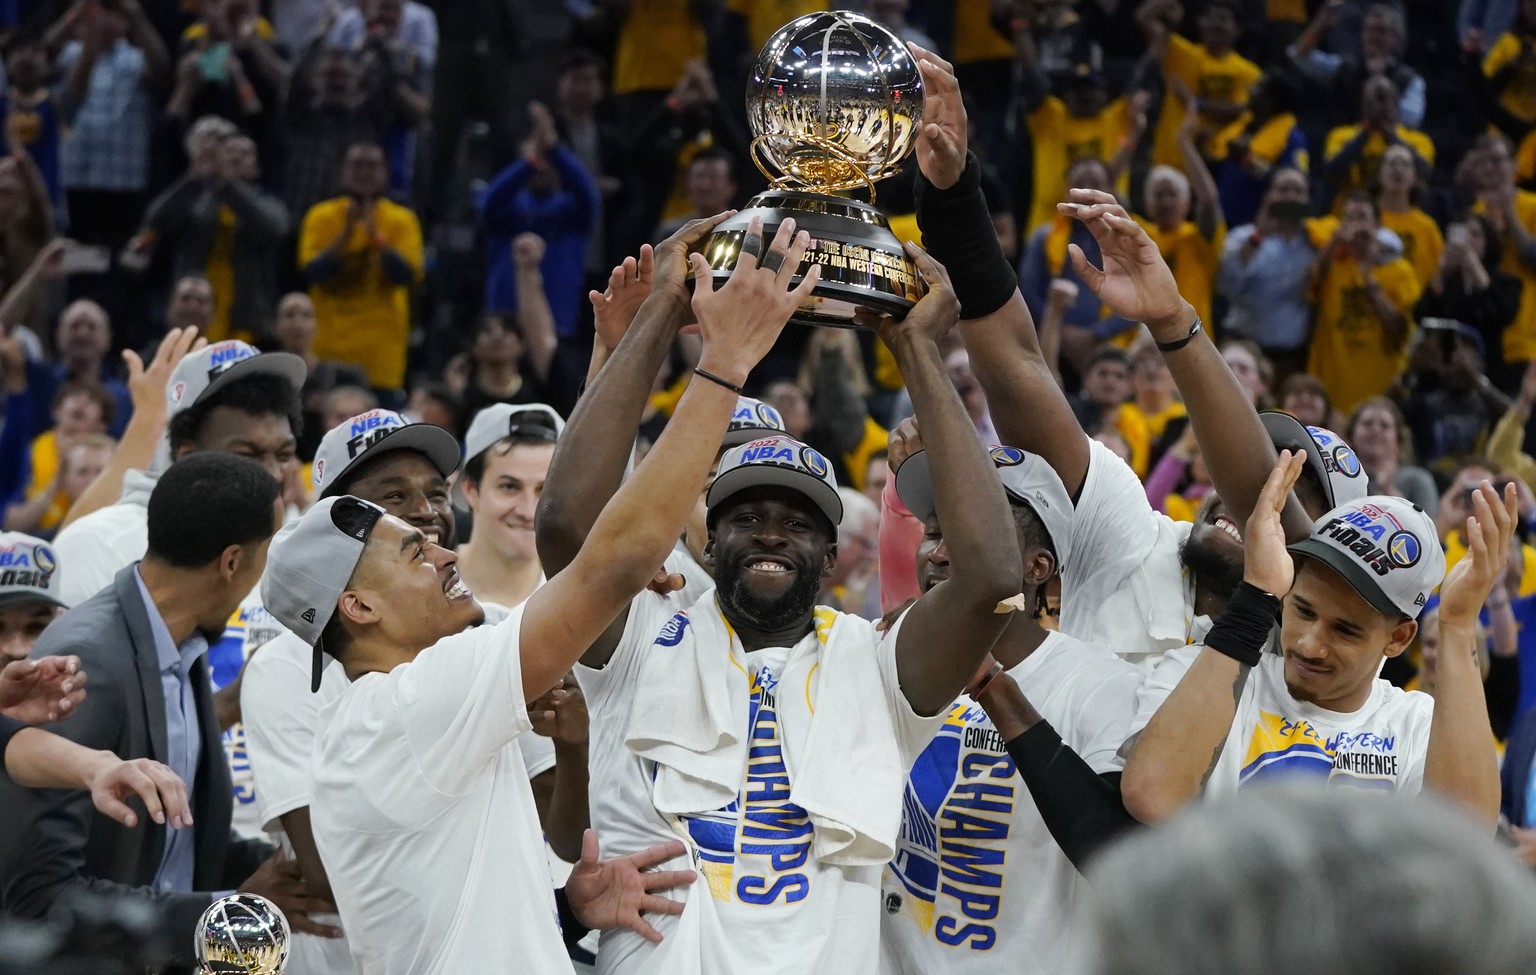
0,531,65,609
261,496,386,692
722,397,788,448
1287,496,1444,619
462,403,564,468
1261,412,1368,511
895,445,1076,573
165,340,307,419
707,435,843,531
312,409,461,499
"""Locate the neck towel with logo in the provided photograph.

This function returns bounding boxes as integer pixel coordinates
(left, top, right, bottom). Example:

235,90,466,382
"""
625,589,908,868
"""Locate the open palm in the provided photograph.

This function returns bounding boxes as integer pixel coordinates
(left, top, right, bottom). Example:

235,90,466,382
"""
1061,189,1186,326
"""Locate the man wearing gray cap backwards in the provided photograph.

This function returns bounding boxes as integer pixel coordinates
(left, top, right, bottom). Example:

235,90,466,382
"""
1122,453,1514,831
259,214,821,975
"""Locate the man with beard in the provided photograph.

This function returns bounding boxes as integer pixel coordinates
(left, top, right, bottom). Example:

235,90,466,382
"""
584,240,790,604
1121,454,1509,830
908,48,1358,672
259,213,827,975
537,225,1023,972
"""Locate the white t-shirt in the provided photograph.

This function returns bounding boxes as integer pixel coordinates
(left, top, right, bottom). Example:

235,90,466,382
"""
241,630,355,975
577,591,945,975
879,631,1140,975
1124,644,1435,795
1061,439,1206,671
211,590,289,840
310,601,573,975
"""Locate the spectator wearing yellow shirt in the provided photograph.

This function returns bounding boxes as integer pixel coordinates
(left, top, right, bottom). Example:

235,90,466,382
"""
141,129,287,344
9,433,114,538
1376,144,1444,290
1136,113,1226,327
1017,31,1146,233
1119,342,1187,480
1208,73,1309,227
1307,192,1423,415
1475,133,1536,388
1138,0,1261,171
1481,6,1536,184
12,382,113,537
725,0,827,51
1323,75,1434,213
297,142,423,396
609,0,708,116
951,0,1014,160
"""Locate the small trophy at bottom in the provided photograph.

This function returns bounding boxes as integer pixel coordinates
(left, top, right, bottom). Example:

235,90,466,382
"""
195,893,291,974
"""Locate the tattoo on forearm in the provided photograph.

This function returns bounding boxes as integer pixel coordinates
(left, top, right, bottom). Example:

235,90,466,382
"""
1199,664,1251,788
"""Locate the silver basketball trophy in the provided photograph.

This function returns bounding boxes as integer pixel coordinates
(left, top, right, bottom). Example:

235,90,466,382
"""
195,893,291,974
702,10,926,327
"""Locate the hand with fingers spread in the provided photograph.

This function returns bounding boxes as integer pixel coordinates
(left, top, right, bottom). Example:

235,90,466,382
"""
1243,450,1306,596
0,656,85,724
1058,188,1191,335
123,325,205,426
1441,481,1520,627
87,755,191,830
853,242,960,349
589,245,656,353
907,42,966,190
240,850,345,939
529,673,588,745
565,830,696,943
687,215,821,386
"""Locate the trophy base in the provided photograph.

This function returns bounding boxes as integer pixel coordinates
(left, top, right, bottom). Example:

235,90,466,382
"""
701,190,924,328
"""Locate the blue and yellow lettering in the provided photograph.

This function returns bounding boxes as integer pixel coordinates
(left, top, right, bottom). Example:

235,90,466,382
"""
938,810,1010,841
959,752,1014,779
737,874,810,905
939,882,1001,920
947,782,1015,813
936,917,996,949
939,843,1005,888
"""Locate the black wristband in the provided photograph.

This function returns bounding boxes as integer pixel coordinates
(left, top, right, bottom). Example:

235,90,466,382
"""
693,367,745,395
915,153,1017,320
554,887,592,949
1154,316,1203,353
1204,581,1281,668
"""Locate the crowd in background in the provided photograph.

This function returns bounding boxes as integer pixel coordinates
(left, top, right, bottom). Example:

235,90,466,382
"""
3,0,1536,967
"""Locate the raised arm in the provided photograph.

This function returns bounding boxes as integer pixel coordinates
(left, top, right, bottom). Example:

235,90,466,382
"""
522,217,820,691
1120,451,1304,822
536,214,732,576
907,44,1091,494
864,248,1023,716
59,328,204,531
1062,191,1310,538
511,233,558,381
1424,482,1514,830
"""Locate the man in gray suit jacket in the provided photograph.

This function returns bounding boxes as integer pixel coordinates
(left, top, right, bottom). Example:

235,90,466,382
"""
0,453,335,971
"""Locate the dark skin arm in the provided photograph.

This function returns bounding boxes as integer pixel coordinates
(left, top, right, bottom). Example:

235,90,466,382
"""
534,214,734,667
527,675,590,863
275,807,342,930
1061,189,1312,539
860,249,1024,716
907,44,1092,495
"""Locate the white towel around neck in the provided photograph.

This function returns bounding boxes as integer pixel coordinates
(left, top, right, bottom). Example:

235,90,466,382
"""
625,588,908,866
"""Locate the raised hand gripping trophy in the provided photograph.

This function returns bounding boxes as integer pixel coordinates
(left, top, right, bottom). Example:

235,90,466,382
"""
195,894,291,974
702,10,925,327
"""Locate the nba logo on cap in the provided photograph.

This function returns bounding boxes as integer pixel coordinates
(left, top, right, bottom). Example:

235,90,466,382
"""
170,381,186,405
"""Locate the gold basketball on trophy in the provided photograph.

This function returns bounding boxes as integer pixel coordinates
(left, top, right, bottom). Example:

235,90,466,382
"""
702,10,926,327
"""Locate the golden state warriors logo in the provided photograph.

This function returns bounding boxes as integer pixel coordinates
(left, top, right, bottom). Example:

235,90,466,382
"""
800,446,830,479
989,446,1025,467
1331,444,1361,477
1387,530,1420,568
32,545,56,575
756,402,785,430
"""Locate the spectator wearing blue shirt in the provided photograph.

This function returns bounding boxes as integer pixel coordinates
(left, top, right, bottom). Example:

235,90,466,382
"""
1217,167,1318,379
475,102,599,343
